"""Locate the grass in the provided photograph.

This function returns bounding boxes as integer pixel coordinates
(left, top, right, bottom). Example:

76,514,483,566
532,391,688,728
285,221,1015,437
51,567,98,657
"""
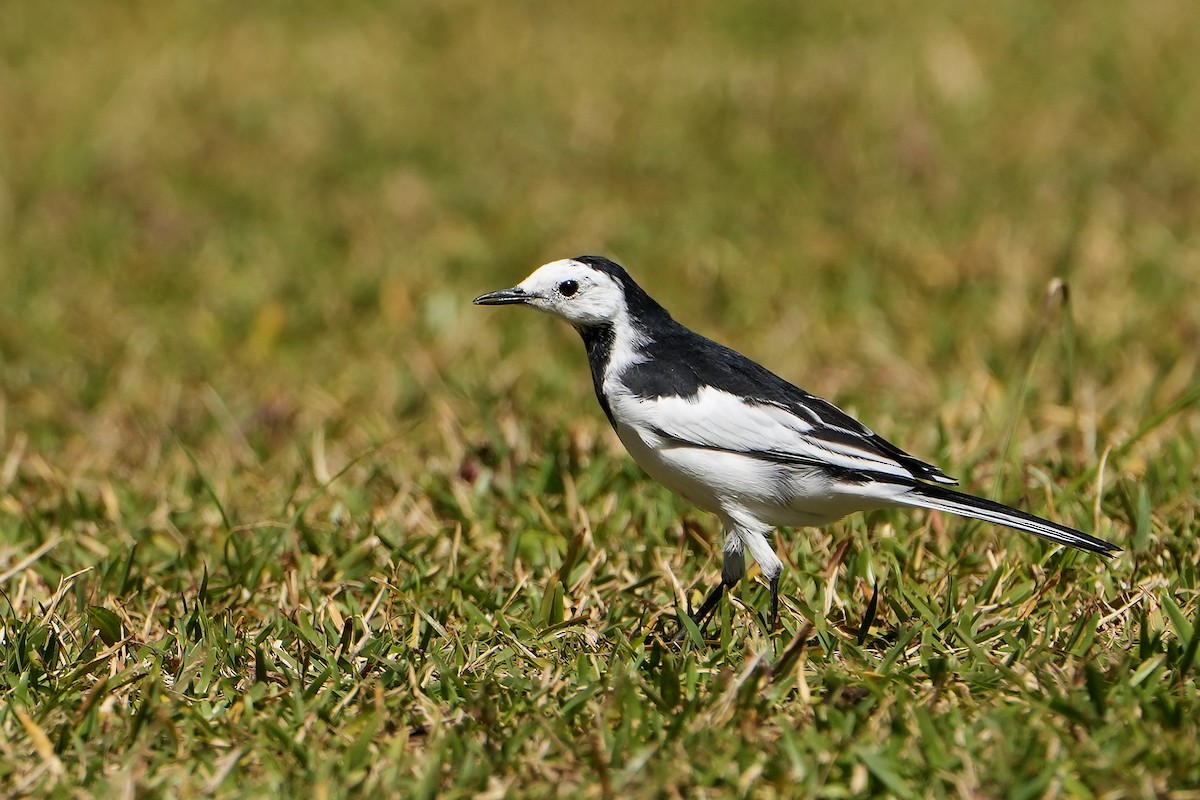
2,0,1199,796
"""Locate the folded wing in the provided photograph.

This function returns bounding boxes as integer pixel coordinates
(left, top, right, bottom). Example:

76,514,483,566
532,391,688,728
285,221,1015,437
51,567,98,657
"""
612,385,955,485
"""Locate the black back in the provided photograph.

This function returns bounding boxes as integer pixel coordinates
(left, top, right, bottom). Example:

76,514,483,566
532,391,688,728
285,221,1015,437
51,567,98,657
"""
570,256,956,485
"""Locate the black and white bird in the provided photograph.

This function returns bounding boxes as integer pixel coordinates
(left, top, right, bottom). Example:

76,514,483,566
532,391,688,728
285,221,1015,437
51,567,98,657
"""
474,256,1119,631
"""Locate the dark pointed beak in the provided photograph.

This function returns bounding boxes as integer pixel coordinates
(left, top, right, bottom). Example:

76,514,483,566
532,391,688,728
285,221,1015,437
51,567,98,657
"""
473,287,533,306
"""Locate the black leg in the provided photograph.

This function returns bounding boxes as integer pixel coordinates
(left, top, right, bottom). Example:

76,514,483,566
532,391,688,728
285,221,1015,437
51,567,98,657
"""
690,581,726,630
768,573,780,632
673,581,727,643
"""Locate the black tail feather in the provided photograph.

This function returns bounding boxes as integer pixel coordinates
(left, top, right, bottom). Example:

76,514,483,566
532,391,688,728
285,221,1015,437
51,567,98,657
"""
897,482,1120,555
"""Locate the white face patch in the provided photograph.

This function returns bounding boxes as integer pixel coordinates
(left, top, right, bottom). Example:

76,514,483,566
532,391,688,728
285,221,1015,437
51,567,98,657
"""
514,259,628,327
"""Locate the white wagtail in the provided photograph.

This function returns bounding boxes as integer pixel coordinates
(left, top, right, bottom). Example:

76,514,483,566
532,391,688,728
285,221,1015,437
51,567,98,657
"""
474,255,1119,631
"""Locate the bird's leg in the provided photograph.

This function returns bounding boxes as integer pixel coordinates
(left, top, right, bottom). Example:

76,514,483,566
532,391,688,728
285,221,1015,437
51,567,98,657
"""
737,523,785,633
690,581,727,629
674,531,744,642
768,572,780,632
671,579,728,644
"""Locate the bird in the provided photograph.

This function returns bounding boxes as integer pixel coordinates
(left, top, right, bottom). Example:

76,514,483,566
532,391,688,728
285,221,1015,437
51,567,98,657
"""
473,255,1120,633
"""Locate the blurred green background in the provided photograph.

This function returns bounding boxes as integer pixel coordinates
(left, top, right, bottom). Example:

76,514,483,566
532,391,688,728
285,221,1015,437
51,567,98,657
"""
4,0,1196,457
2,0,1199,796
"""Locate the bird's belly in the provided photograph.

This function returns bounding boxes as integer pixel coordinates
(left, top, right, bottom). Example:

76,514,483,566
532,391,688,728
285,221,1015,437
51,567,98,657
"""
614,424,873,527
614,424,726,512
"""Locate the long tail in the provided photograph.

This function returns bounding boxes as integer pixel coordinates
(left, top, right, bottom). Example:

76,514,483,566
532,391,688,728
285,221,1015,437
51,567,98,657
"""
894,482,1120,555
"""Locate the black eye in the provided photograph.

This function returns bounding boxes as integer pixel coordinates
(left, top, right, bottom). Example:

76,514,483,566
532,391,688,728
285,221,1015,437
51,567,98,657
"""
558,279,579,297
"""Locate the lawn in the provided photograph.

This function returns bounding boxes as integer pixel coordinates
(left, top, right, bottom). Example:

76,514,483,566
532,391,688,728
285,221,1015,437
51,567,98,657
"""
2,1,1199,797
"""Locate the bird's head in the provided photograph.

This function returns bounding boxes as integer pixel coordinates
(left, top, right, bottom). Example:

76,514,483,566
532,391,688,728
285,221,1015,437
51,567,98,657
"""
473,256,648,328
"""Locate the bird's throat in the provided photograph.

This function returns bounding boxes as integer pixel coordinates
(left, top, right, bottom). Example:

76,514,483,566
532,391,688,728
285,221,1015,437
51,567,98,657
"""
577,322,617,428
